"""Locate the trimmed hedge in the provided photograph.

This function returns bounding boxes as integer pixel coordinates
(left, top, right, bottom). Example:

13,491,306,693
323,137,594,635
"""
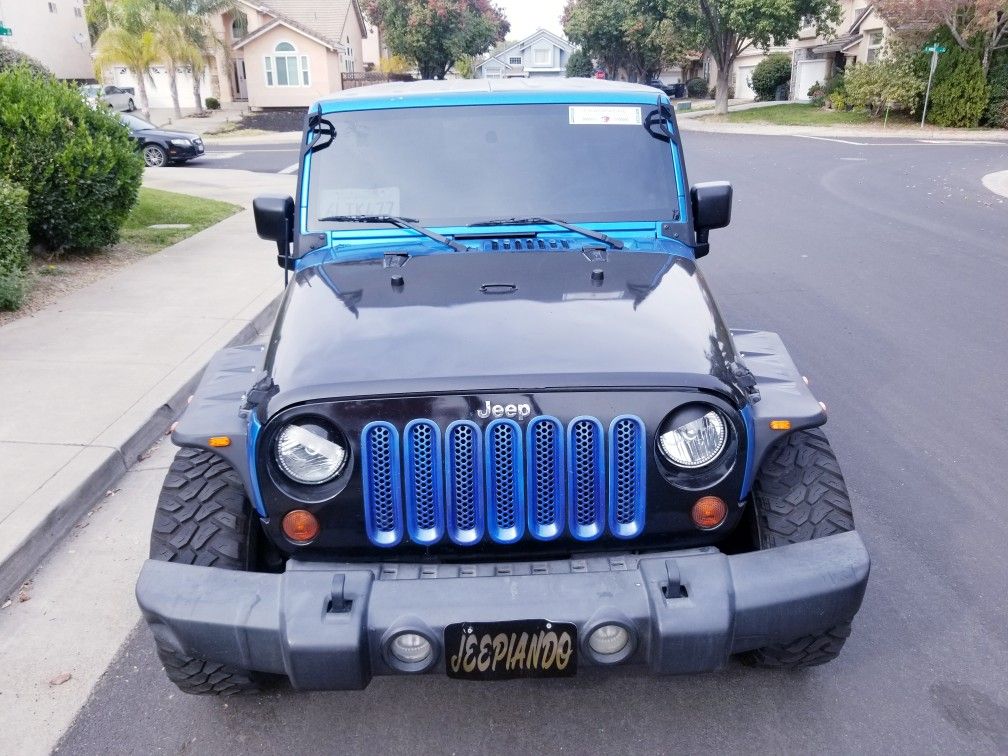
0,179,29,310
686,77,708,97
0,65,143,252
751,53,792,101
927,46,988,127
205,96,221,110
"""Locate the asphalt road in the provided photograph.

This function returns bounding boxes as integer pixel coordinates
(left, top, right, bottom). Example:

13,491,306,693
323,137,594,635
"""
57,133,1008,755
196,142,301,173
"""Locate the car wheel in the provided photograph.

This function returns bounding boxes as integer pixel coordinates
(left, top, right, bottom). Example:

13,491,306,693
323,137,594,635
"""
148,448,275,695
738,428,858,669
142,144,168,167
128,98,135,112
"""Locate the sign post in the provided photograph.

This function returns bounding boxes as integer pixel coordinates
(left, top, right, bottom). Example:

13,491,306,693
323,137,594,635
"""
920,43,946,127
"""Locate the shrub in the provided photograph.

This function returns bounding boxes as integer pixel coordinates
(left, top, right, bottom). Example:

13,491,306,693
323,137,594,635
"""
566,49,594,78
982,62,1008,128
844,54,924,116
808,82,827,106
927,46,988,127
686,77,707,97
751,53,792,100
0,66,143,252
204,96,220,110
0,47,50,77
0,179,29,310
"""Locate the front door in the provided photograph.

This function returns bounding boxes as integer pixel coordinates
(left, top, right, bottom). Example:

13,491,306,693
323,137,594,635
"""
234,58,248,100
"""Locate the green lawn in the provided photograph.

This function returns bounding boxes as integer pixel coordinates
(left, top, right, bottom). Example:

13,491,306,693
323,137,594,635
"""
715,103,876,126
119,187,241,254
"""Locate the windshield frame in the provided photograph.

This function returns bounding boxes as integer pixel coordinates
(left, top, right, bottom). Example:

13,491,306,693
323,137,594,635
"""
296,99,691,251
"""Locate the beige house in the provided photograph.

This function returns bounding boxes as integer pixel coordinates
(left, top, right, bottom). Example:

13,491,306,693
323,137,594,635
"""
106,0,367,109
0,0,93,80
711,2,891,101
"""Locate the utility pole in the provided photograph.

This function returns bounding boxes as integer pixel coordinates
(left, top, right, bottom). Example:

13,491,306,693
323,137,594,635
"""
920,43,947,127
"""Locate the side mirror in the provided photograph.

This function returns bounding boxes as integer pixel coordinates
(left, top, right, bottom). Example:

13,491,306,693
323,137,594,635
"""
690,181,732,258
253,194,295,271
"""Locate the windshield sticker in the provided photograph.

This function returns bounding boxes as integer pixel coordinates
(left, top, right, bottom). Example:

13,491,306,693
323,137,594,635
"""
568,106,642,126
318,187,401,218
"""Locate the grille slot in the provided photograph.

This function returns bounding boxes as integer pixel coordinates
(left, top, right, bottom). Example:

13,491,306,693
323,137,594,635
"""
403,420,444,545
485,419,525,543
445,420,484,545
608,416,646,538
526,417,564,540
567,417,605,540
360,421,403,547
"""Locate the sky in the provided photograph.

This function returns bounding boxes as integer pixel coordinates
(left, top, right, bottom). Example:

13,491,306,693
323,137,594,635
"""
496,0,568,40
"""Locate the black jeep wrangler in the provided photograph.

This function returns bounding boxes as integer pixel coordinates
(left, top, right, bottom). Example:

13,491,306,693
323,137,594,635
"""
137,80,869,694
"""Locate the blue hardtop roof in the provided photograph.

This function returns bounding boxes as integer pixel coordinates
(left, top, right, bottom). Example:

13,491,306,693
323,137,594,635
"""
312,78,669,113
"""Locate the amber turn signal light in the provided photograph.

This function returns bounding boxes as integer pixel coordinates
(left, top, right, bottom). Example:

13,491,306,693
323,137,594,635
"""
282,509,320,543
692,496,727,530
208,436,231,447
769,419,791,431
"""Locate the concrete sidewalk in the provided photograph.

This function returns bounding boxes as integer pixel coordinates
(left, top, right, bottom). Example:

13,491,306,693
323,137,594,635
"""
0,168,294,600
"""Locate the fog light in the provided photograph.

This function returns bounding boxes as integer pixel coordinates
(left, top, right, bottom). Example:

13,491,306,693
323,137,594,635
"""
692,496,727,530
588,624,630,655
282,509,319,543
389,632,432,664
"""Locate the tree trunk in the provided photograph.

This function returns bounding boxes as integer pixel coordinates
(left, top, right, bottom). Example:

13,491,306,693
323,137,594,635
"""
193,71,203,112
135,70,151,120
168,59,182,120
715,62,731,114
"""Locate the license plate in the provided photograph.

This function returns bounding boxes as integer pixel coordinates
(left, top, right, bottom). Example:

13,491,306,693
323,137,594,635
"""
444,619,577,680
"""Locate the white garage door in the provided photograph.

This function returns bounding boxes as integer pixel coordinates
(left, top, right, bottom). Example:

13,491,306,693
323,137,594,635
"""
794,60,830,101
735,66,756,100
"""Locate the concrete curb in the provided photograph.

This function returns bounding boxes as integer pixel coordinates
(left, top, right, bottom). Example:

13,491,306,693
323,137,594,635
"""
981,170,1008,199
678,116,1008,141
0,298,279,602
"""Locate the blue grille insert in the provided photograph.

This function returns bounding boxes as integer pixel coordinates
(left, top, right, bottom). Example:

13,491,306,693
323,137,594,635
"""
526,416,564,540
360,421,403,547
608,415,646,539
445,420,484,545
567,417,605,540
485,419,525,543
403,419,444,545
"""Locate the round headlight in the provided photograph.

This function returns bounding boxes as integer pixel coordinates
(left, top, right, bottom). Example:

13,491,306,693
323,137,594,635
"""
658,406,728,468
275,422,347,484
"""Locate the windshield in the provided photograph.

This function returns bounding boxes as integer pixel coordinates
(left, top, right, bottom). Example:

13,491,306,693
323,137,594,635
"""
80,85,101,97
120,113,156,131
306,103,680,229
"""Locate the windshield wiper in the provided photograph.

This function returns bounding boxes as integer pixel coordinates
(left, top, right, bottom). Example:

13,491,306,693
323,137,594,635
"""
465,217,624,250
317,214,468,253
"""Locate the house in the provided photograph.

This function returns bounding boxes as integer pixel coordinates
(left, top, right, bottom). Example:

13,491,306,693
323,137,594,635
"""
474,29,574,79
105,0,368,110
709,2,891,101
0,0,93,80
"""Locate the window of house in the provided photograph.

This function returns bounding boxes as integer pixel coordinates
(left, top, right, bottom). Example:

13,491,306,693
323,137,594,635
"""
533,48,551,66
265,42,309,86
509,56,522,65
48,2,57,13
74,6,82,17
866,30,884,62
231,13,248,40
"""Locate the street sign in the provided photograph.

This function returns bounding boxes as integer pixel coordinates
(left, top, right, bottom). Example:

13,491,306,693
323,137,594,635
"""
920,44,948,126
0,24,13,37
593,69,606,80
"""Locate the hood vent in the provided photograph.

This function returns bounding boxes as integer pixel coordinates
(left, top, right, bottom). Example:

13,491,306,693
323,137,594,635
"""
475,237,572,252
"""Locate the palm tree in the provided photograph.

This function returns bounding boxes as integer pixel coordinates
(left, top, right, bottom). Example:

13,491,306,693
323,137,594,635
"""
151,7,202,119
93,0,160,119
159,0,237,112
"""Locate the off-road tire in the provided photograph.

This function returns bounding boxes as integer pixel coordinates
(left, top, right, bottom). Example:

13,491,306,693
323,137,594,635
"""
740,428,856,669
148,447,268,695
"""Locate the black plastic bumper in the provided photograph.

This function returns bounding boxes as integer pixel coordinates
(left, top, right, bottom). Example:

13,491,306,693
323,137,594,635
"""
136,531,869,690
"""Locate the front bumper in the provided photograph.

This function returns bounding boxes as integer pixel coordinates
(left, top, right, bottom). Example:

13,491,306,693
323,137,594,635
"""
136,531,869,690
167,140,204,161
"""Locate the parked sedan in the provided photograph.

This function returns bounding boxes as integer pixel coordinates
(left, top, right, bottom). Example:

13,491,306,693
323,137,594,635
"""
81,84,135,112
120,113,204,167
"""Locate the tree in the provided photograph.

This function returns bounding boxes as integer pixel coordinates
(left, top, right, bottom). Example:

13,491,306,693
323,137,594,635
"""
563,0,696,80
874,0,1008,76
363,0,509,80
695,0,842,113
566,48,596,76
152,7,202,119
93,0,161,119
158,1,238,113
